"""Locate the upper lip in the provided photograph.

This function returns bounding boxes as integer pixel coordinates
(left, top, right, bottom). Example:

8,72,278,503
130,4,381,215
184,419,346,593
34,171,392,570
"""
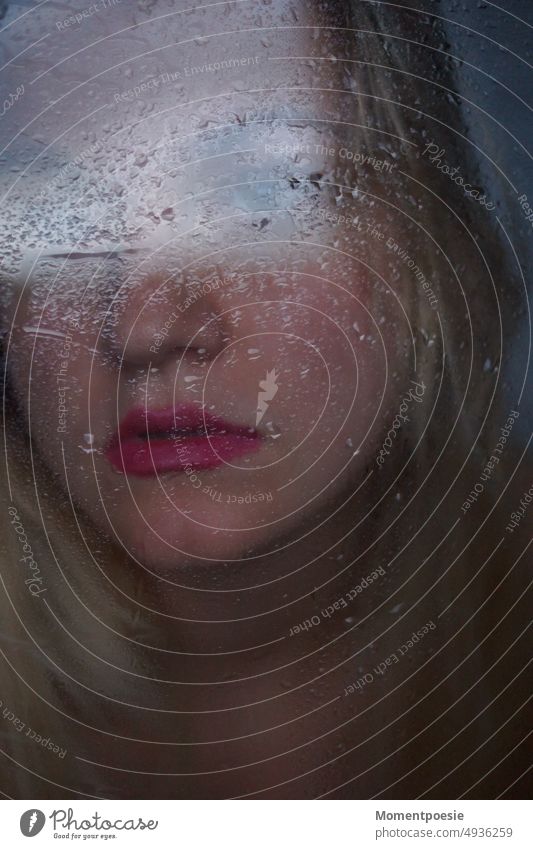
108,404,258,444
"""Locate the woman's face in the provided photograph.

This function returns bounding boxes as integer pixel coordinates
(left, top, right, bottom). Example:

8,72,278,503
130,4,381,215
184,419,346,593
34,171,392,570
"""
3,0,400,570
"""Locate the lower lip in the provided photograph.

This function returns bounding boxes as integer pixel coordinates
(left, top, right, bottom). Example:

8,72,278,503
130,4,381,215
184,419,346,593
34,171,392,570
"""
105,433,260,477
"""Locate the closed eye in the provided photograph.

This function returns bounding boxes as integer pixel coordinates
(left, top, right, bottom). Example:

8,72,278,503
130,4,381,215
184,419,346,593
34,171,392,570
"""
45,248,142,261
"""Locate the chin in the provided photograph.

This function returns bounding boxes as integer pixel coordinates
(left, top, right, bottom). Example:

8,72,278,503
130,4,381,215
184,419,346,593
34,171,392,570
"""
106,494,278,570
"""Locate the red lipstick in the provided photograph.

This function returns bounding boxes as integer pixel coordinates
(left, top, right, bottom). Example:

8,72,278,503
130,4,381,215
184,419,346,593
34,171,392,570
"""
105,405,260,477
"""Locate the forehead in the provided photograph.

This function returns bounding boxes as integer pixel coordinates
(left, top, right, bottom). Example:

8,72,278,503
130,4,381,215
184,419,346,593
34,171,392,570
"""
0,0,349,270
1,0,338,105
1,0,345,164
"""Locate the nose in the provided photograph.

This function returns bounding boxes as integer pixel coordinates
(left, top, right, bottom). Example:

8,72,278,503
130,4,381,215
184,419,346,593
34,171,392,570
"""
103,267,226,368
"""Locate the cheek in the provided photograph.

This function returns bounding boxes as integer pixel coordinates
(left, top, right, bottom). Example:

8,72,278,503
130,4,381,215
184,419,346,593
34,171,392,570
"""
234,283,384,420
7,304,94,451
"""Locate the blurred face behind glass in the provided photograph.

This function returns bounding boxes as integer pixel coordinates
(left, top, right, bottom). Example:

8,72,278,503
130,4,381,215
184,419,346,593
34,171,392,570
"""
2,0,402,570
